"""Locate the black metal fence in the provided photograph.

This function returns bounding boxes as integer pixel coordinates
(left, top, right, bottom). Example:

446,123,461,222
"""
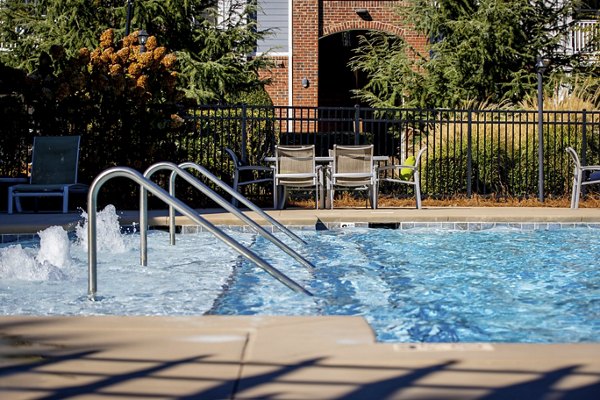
2,101,600,207
188,105,600,200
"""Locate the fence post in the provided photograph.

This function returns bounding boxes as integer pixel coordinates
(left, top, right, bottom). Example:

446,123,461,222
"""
354,104,360,144
467,110,473,197
241,104,248,163
537,71,545,202
581,109,588,197
582,109,588,166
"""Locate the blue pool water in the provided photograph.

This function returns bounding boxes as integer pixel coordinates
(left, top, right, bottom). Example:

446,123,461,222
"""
1,213,599,343
210,226,600,343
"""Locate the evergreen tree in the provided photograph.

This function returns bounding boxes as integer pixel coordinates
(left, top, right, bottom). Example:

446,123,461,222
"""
0,0,270,103
0,1,122,70
351,0,588,108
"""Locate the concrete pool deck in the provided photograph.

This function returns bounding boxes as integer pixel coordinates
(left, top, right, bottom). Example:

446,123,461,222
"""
3,205,600,233
1,207,600,399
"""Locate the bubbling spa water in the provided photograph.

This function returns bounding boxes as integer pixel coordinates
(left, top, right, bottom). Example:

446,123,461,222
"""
0,205,247,316
1,206,599,343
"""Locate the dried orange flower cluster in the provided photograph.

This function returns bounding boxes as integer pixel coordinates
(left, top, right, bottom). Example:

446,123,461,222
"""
26,28,187,136
84,28,180,101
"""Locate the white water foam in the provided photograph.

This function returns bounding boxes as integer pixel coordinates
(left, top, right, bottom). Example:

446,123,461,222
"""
0,204,240,316
0,244,66,281
75,204,130,253
36,225,72,269
0,205,131,282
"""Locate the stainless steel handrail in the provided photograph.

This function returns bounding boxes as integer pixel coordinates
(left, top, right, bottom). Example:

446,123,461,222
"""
178,161,305,244
142,162,315,271
87,166,312,301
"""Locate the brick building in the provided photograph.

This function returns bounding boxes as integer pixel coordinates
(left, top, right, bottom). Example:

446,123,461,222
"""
255,0,427,108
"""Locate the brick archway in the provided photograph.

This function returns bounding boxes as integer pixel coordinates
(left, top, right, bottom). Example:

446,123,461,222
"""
262,0,427,108
318,30,370,107
322,21,405,39
318,22,415,107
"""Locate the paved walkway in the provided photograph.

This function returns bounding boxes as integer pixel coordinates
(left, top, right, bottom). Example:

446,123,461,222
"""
1,207,600,399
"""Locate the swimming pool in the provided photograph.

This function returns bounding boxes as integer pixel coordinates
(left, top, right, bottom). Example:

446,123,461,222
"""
1,207,599,343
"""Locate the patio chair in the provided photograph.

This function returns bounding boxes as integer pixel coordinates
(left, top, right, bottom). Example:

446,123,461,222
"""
224,147,274,207
273,144,321,209
566,146,600,209
7,136,88,214
378,147,427,209
328,144,378,209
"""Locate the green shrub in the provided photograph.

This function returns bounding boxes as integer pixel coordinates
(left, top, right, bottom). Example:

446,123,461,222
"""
422,143,470,196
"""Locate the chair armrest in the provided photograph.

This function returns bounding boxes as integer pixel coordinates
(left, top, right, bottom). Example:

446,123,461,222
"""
580,165,600,172
378,164,417,172
238,165,273,172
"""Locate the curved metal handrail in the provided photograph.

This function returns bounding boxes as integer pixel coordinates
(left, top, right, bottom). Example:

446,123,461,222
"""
87,166,312,301
177,161,304,245
180,161,305,243
142,162,315,271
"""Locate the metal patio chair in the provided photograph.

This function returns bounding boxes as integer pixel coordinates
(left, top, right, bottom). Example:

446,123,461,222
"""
566,146,600,209
378,147,427,209
273,144,321,209
8,135,88,213
327,144,378,209
224,147,274,207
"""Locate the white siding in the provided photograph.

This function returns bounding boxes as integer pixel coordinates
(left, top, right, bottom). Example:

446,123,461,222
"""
257,0,288,54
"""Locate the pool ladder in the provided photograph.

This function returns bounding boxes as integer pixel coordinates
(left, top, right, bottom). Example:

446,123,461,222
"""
87,162,314,301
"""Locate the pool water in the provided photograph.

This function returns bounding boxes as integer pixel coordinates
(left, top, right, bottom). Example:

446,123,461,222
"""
0,206,245,316
1,209,599,343
211,227,600,343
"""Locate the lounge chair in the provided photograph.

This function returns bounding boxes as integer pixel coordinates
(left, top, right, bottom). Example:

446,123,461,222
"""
7,136,88,213
565,146,600,209
328,144,378,209
224,147,274,207
273,144,321,209
378,147,427,209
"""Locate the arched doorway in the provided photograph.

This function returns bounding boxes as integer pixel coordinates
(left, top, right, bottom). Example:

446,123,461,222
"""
318,30,369,107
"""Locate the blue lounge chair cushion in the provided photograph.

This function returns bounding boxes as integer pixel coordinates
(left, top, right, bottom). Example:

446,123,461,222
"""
588,171,600,181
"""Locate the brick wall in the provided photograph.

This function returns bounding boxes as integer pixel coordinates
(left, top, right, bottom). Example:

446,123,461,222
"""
292,0,320,107
259,56,288,106
263,0,427,107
